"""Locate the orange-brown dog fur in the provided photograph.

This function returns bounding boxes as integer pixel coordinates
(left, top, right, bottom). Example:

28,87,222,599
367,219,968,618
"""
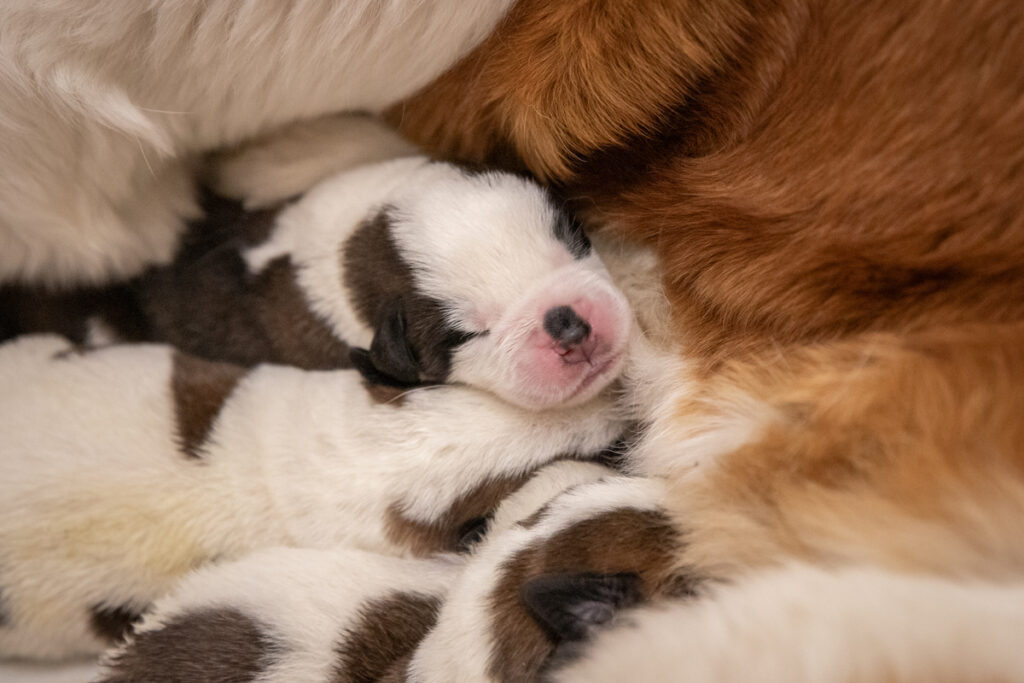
394,0,1024,581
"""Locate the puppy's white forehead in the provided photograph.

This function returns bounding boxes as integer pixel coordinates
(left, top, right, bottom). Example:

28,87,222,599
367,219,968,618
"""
387,164,571,329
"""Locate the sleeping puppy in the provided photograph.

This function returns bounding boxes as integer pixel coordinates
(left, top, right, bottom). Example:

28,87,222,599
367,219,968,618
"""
0,133,632,410
408,475,687,682
0,335,624,659
97,547,458,683
0,1,517,286
92,460,619,682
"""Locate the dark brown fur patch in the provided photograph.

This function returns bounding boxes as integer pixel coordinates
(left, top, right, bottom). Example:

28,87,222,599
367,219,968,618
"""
1,192,352,371
384,473,533,556
487,508,682,682
138,248,351,371
99,607,277,683
342,207,472,384
331,593,440,683
89,604,144,644
171,353,249,459
252,256,353,370
134,192,348,370
0,282,148,345
377,652,415,683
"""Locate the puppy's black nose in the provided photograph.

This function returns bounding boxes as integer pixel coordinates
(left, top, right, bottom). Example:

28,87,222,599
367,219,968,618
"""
544,305,591,348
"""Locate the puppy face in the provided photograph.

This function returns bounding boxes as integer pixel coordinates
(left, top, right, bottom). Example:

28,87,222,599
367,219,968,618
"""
346,163,632,410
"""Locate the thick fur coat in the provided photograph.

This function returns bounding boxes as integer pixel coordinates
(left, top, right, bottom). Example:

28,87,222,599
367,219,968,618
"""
0,1,514,285
385,0,1024,676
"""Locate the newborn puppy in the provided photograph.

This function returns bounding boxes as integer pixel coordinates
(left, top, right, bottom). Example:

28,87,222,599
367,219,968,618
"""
0,335,624,659
0,145,631,410
408,475,690,682
92,461,618,682
97,548,458,683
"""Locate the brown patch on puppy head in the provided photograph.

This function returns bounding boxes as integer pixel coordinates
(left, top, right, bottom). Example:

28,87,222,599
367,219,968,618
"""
89,604,144,644
99,607,277,683
487,508,682,682
331,593,441,683
254,256,353,370
342,207,475,388
384,473,534,556
171,353,249,459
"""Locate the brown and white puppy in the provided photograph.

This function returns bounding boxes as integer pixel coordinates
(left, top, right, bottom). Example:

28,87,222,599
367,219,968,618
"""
408,475,687,682
96,547,458,683
91,460,620,683
0,1,517,286
0,335,624,659
0,121,632,411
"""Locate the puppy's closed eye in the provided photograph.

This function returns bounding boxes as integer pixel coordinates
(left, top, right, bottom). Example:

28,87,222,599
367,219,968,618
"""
351,296,421,387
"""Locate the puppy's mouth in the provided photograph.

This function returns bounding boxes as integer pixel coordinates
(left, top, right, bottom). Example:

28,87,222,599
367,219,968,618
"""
565,354,618,399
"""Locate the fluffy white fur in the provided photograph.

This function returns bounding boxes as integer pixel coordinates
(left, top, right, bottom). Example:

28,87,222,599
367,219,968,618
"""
0,0,514,285
0,335,623,659
553,564,1024,683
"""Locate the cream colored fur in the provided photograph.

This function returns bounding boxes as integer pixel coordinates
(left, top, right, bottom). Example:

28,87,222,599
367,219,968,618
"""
0,0,513,285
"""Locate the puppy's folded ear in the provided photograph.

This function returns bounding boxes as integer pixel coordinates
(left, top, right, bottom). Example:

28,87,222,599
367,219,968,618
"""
351,296,421,387
520,572,643,643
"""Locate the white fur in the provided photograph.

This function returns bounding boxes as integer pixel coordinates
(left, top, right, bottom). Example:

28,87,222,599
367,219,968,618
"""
100,547,458,683
0,0,514,284
553,563,1024,683
486,460,618,538
0,335,624,659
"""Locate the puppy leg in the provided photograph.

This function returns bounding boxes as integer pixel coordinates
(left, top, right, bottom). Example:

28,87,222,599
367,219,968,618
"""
209,115,419,209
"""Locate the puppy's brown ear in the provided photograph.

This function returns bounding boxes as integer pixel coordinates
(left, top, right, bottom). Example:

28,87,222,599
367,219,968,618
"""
520,572,643,643
351,296,421,387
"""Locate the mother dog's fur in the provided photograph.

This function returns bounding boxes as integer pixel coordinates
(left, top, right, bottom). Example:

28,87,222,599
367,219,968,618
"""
0,0,513,285
388,0,1024,675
